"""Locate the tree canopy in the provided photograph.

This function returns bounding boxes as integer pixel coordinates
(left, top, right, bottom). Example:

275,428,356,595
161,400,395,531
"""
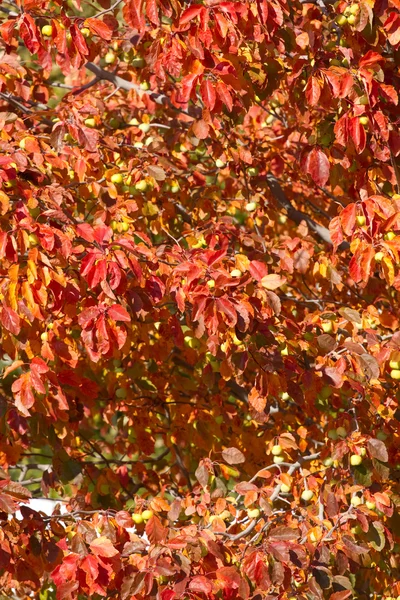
1,0,400,598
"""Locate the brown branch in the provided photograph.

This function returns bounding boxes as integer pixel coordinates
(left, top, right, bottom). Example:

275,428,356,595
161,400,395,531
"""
85,62,198,119
266,174,343,247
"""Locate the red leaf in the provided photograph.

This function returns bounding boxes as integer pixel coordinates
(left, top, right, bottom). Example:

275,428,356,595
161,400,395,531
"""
329,216,344,251
177,73,200,105
249,260,269,281
384,12,400,46
71,24,89,55
80,555,99,586
123,0,145,32
115,511,134,528
239,147,253,165
302,147,330,186
145,515,167,544
334,114,349,146
216,82,233,111
146,0,160,25
200,80,216,111
349,117,366,153
248,387,267,412
305,76,321,107
85,18,113,40
192,119,209,140
179,5,205,26
340,203,356,236
90,536,119,557
108,304,131,322
189,576,212,594
216,297,237,326
0,20,16,44
359,51,383,68
349,244,374,284
1,306,20,335
19,14,41,54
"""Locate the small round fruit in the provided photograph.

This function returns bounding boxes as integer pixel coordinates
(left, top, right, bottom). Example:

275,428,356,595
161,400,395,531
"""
384,231,395,241
336,426,347,438
104,52,116,64
121,222,129,232
271,444,283,456
110,173,124,184
347,14,357,24
349,3,360,14
140,81,150,91
351,495,362,507
350,454,363,466
219,510,232,521
374,251,384,262
135,180,148,192
320,386,332,399
47,323,54,330
323,457,334,467
356,215,366,226
40,332,48,342
328,429,339,440
247,167,259,177
359,116,369,126
81,27,90,37
366,501,376,510
245,201,257,212
389,360,400,369
230,269,242,278
28,233,39,246
280,483,291,493
132,513,144,524
273,455,285,464
139,123,151,133
336,15,348,25
247,508,260,519
390,369,400,380
301,490,314,502
351,524,362,535
115,388,127,399
41,25,53,37
322,321,334,333
84,118,96,128
131,56,145,68
360,447,367,457
142,509,153,521
215,159,226,168
207,279,215,289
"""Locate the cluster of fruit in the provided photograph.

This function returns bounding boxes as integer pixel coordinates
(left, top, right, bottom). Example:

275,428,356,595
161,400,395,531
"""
336,3,360,26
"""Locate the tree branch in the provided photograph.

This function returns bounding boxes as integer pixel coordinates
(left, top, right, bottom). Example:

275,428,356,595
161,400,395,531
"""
85,63,198,119
266,174,349,250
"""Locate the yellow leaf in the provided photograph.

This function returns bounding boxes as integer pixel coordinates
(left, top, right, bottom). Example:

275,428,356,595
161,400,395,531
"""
382,256,394,286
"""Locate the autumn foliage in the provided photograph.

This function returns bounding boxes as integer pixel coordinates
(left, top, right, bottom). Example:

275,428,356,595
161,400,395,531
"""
1,0,400,598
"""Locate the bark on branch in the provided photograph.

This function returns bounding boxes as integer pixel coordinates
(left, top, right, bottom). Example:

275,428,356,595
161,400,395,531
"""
266,174,349,250
85,63,198,118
